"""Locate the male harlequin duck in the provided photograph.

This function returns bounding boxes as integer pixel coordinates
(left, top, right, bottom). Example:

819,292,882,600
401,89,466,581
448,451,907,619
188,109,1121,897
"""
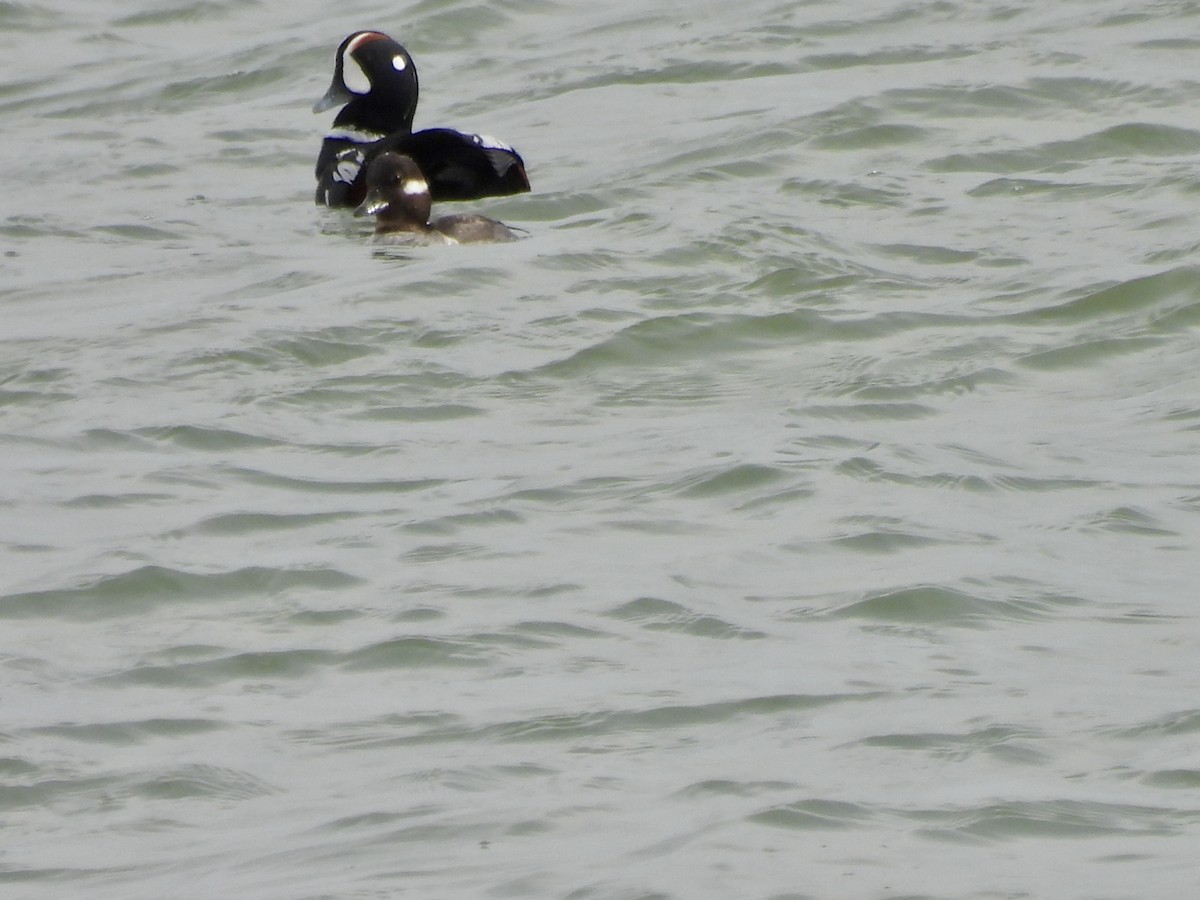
314,30,530,207
354,153,523,244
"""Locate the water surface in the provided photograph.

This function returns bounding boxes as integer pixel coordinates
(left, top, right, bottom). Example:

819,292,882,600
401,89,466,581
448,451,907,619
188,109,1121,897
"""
3,1,1200,897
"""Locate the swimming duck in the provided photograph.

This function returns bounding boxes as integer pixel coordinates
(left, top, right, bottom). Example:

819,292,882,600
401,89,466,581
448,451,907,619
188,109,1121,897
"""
354,152,523,244
314,31,530,207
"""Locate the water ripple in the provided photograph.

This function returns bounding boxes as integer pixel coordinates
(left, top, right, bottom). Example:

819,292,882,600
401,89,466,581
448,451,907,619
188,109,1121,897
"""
0,565,361,620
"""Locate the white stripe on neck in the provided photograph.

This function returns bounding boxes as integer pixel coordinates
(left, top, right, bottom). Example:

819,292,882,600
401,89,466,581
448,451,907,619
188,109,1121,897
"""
325,126,384,143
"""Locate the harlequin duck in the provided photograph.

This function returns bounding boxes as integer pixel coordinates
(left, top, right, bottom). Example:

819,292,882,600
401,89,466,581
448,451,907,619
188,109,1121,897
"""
354,152,523,244
314,31,530,207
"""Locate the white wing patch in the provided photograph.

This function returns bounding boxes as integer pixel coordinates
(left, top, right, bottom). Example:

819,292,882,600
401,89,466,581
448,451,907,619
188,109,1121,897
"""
472,133,514,152
334,149,364,184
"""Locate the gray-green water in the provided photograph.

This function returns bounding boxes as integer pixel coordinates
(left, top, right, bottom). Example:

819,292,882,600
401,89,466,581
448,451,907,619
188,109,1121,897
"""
4,1,1200,897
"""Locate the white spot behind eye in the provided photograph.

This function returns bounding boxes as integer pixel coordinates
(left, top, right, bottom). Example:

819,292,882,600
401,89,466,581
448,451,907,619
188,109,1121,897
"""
342,52,371,95
402,178,428,196
392,55,407,71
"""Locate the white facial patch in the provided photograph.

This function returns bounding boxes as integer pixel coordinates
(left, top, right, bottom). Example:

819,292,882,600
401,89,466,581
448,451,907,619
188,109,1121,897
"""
402,178,428,196
341,51,371,95
392,54,407,71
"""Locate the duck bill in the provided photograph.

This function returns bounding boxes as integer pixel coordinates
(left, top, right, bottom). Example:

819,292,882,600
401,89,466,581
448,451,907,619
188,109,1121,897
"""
313,81,353,114
353,190,389,218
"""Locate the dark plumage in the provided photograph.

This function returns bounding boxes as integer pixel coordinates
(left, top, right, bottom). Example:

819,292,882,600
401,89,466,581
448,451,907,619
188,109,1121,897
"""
353,153,523,244
313,31,530,207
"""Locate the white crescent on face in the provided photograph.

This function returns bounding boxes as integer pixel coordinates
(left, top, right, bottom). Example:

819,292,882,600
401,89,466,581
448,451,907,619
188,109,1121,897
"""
341,50,371,95
340,32,380,95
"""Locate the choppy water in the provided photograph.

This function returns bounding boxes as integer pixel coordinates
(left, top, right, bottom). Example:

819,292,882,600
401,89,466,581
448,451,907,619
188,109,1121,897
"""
4,0,1200,897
